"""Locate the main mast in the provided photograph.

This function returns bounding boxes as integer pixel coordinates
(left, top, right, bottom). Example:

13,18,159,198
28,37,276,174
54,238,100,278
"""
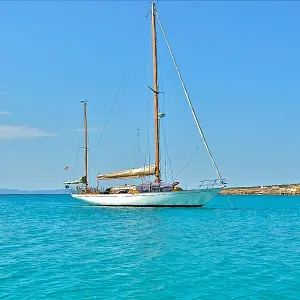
151,2,160,183
81,100,88,191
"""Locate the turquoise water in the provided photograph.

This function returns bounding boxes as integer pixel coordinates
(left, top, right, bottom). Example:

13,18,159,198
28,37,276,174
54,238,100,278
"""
1,195,300,299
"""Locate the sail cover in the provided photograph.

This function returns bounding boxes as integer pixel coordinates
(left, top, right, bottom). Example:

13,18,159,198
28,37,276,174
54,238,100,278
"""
64,175,86,185
97,165,155,180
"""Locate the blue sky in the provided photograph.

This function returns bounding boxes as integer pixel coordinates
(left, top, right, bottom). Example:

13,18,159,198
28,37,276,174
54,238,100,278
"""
0,1,300,190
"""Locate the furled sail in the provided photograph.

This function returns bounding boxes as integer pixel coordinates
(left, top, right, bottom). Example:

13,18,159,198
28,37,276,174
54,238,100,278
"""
97,165,155,180
64,175,86,185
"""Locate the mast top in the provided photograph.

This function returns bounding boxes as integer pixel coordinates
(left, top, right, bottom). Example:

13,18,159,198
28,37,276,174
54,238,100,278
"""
151,0,157,11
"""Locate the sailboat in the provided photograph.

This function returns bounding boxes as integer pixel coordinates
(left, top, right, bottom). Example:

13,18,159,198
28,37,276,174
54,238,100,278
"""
64,2,226,207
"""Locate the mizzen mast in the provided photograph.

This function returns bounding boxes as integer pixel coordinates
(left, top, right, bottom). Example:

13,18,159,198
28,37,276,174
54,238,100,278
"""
151,2,161,183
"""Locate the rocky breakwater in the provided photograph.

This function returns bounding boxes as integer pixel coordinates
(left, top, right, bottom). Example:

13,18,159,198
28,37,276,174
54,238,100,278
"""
220,184,300,196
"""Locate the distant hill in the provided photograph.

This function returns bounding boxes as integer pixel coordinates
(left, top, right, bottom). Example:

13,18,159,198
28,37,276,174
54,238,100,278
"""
0,189,71,195
221,183,300,196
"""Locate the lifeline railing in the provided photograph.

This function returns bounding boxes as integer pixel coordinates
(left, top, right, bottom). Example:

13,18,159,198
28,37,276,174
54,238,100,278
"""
197,179,227,190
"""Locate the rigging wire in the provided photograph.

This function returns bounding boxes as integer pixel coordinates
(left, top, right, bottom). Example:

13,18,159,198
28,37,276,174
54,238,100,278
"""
145,14,153,181
64,112,84,179
156,23,165,114
155,8,223,181
174,146,199,180
153,6,174,183
134,128,141,168
66,111,86,180
156,23,169,182
136,128,141,152
88,72,127,174
74,146,80,179
66,149,73,171
169,152,187,163
160,119,167,182
65,130,79,172
161,119,174,182
163,129,167,182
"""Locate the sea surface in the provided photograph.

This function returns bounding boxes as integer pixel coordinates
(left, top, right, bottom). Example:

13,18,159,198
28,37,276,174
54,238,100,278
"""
0,195,300,299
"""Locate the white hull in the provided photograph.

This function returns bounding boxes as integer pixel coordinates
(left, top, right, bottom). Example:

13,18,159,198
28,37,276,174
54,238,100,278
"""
71,188,222,207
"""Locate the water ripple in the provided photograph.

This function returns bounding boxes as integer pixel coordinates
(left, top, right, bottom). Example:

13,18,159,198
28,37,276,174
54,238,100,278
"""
0,195,300,299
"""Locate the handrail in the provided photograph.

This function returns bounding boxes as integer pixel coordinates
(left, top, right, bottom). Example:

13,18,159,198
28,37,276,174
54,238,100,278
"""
197,179,227,190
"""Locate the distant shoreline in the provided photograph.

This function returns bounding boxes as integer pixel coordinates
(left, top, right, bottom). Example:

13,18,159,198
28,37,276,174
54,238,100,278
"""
0,189,71,195
221,183,300,196
0,193,70,195
1,183,300,196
